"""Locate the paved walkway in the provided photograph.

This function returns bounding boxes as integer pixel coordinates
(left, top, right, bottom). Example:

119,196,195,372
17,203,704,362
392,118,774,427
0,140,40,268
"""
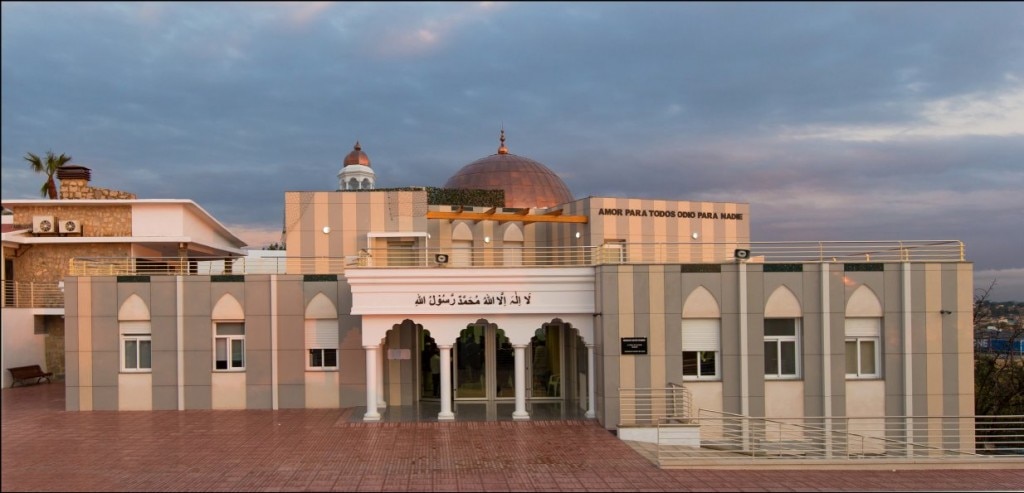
2,383,1022,492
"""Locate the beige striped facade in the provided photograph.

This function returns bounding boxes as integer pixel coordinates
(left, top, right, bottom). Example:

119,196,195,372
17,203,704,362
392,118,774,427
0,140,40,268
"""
594,261,974,444
64,189,972,448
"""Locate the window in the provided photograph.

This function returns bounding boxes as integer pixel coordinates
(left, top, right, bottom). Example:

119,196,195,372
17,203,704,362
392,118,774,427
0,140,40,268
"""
682,319,720,380
120,321,152,372
122,335,152,371
764,318,800,378
306,319,339,370
845,318,881,378
214,322,245,370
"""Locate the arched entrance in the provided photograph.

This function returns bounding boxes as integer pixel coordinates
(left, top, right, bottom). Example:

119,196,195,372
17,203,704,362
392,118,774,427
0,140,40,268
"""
416,319,585,405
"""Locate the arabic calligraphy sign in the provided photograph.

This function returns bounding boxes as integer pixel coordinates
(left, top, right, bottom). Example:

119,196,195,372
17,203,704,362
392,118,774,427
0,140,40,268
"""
414,292,533,308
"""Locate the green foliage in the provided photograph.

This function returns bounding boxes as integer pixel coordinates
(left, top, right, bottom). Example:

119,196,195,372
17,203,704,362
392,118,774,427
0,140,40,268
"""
265,242,286,250
425,187,504,207
24,150,72,199
334,186,505,208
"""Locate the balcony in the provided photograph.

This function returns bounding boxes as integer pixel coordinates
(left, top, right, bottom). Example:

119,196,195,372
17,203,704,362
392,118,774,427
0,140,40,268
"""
1,281,65,309
65,240,965,277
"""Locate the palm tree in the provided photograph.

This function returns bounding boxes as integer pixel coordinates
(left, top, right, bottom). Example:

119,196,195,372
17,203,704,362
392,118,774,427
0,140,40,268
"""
24,150,72,199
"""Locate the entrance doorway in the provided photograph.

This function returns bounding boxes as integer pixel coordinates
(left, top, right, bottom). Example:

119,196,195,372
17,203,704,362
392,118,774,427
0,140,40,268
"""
416,321,580,406
454,324,514,400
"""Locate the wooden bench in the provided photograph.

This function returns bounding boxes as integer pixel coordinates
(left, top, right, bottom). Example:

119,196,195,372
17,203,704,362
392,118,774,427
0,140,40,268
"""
7,365,53,387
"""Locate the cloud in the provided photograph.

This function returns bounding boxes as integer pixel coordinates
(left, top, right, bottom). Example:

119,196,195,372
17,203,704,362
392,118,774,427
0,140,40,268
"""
778,84,1024,142
974,268,1024,302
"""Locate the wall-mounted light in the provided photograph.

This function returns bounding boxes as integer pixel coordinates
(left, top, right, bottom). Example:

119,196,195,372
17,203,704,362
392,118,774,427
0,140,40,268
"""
691,232,699,240
322,226,331,234
940,310,952,315
484,236,491,243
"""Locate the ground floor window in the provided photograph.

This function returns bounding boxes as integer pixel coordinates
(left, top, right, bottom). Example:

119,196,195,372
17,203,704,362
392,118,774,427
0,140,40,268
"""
214,322,245,370
845,317,881,378
121,335,152,371
305,319,339,370
682,318,720,380
120,320,152,372
764,318,800,379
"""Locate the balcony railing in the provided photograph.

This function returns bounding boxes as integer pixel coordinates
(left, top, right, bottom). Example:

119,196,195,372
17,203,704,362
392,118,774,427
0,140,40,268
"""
652,410,1024,467
65,240,965,276
619,384,695,427
1,281,64,308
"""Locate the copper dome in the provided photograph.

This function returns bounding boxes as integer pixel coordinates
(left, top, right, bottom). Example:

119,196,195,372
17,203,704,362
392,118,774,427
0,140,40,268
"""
443,131,573,208
343,141,370,167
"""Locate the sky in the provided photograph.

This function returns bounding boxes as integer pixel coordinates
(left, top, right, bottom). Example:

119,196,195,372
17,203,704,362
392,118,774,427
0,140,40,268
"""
2,2,1022,300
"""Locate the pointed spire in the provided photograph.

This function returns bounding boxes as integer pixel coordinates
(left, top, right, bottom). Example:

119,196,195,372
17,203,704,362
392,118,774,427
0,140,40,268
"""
497,125,509,155
353,140,361,151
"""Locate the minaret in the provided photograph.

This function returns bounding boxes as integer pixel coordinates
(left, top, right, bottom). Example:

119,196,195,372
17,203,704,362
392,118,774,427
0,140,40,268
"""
337,141,376,190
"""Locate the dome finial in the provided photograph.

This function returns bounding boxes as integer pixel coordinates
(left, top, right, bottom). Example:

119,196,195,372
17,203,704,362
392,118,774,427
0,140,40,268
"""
497,125,508,154
353,140,361,151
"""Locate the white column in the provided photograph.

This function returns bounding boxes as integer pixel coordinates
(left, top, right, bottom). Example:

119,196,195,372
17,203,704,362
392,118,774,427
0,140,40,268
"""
585,344,596,418
738,261,750,451
377,341,386,409
513,344,530,420
902,261,914,456
438,344,455,421
363,345,380,421
270,275,278,410
821,263,832,458
176,277,185,410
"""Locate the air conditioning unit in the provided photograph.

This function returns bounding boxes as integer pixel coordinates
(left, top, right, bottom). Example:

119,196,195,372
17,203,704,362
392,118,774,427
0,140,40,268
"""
32,215,55,234
59,219,82,234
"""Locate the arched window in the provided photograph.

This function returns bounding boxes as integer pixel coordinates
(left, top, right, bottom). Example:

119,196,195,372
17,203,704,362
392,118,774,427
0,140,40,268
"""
502,224,524,266
305,293,339,370
845,286,882,379
212,294,245,371
681,286,721,380
451,222,473,267
764,286,802,379
119,294,152,372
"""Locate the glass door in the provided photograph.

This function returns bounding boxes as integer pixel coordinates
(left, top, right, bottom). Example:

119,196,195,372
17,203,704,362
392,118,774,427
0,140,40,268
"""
530,325,562,399
454,324,513,400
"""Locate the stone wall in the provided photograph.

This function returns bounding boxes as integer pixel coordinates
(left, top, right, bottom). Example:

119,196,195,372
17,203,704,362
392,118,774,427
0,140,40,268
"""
43,316,66,379
13,205,132,237
60,178,136,200
13,243,131,283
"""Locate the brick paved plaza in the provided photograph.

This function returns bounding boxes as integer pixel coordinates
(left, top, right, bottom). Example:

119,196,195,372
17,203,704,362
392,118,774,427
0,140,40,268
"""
2,382,1021,492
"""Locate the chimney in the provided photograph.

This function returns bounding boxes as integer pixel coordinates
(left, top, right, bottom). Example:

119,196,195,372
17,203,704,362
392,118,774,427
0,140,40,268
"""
57,165,92,199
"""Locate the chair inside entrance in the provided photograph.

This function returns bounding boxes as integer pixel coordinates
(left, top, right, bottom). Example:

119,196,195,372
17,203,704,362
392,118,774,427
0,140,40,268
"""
546,374,560,397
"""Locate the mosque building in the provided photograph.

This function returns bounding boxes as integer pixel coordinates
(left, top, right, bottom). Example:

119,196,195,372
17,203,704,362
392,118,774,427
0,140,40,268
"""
49,131,974,452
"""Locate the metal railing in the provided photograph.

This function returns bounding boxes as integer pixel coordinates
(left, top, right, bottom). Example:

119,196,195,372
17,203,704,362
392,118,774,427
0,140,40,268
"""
619,384,694,427
65,240,965,277
1,281,64,308
653,410,1024,466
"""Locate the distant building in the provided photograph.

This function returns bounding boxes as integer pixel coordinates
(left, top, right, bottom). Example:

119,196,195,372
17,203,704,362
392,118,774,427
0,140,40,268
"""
1,166,246,388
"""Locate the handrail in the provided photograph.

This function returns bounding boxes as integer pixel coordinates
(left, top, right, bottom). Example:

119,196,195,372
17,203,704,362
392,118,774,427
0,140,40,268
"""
651,411,1024,465
66,240,966,276
1,281,64,308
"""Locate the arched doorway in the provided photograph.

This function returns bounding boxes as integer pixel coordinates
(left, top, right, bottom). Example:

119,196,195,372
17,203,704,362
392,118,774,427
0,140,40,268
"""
416,319,584,405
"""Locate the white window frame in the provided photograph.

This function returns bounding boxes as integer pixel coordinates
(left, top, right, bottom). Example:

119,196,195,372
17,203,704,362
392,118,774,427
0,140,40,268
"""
845,318,881,379
120,321,152,373
682,318,721,381
214,322,245,371
764,318,801,379
306,319,339,371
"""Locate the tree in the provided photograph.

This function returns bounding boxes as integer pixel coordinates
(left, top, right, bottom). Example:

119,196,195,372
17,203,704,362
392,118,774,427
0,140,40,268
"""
24,150,72,199
974,279,1024,416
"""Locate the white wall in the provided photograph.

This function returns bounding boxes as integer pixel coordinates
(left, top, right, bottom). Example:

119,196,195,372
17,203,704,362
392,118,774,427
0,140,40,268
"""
1,310,48,388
